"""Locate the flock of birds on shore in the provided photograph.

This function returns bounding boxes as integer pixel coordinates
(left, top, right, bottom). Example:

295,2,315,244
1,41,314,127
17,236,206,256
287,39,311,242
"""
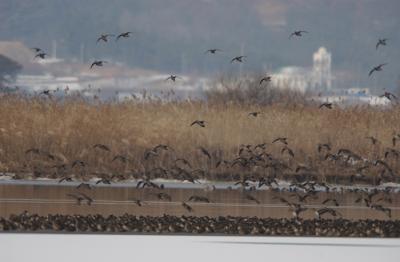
1,211,399,236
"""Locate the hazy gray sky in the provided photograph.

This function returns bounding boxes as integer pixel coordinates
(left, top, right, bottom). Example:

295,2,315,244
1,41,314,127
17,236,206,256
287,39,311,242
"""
0,0,399,88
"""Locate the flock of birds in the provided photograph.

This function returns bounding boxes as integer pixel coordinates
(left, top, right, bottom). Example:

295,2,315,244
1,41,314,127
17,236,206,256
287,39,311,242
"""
19,131,400,221
1,211,399,236
29,30,396,104
12,25,397,227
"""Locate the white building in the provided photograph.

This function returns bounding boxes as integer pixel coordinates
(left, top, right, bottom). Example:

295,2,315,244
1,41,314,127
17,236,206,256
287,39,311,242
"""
272,47,332,92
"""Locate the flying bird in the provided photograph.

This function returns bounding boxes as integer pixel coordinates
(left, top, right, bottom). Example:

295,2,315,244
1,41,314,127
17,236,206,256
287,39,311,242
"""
289,30,308,38
365,136,378,145
165,75,181,82
97,34,114,43
245,194,260,204
368,63,387,76
31,47,42,53
198,147,211,159
116,32,132,40
76,183,92,190
376,38,388,50
182,202,194,212
230,56,246,63
272,137,288,145
248,112,261,117
319,103,333,109
380,92,397,101
90,60,107,69
259,76,272,85
93,144,111,151
191,120,206,127
205,49,222,54
188,195,210,203
34,52,47,59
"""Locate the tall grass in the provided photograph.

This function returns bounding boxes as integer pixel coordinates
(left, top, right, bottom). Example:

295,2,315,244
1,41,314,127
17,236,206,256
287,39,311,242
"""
0,82,399,182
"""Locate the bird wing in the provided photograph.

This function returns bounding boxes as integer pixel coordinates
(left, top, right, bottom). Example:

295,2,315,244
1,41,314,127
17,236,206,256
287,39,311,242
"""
368,68,376,76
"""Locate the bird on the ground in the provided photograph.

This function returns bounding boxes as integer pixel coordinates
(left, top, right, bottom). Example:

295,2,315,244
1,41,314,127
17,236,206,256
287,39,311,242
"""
116,32,132,40
289,30,308,38
90,60,107,69
369,63,387,76
191,120,206,127
376,38,388,50
230,56,246,63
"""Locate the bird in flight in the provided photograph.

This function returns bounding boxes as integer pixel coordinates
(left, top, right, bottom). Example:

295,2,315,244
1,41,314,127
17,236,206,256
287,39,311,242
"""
368,63,387,76
34,52,47,59
191,120,206,127
248,112,261,117
319,102,333,109
90,60,107,69
188,195,210,203
97,34,114,43
165,75,181,82
205,49,222,54
31,47,42,53
93,144,111,151
380,92,397,101
376,38,388,50
245,194,260,204
272,137,288,145
230,56,246,63
182,202,194,212
289,30,308,38
116,32,132,41
259,75,272,85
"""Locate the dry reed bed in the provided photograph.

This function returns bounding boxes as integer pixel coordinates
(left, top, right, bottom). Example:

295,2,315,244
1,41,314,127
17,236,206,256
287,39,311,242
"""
0,94,399,181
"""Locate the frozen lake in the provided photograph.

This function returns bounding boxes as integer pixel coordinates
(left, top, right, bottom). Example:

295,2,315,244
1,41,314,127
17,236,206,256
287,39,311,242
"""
0,234,399,262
